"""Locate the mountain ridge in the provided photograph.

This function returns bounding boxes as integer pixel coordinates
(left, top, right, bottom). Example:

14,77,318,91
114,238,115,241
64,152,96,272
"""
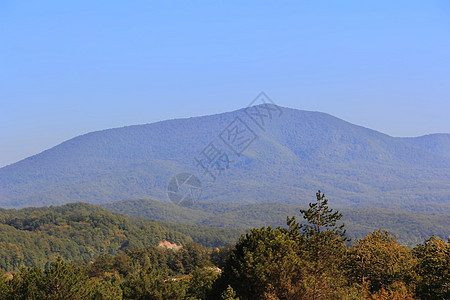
1,106,449,212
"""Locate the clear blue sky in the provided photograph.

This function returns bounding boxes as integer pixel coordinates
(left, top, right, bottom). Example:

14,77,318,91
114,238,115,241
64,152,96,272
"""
1,1,450,167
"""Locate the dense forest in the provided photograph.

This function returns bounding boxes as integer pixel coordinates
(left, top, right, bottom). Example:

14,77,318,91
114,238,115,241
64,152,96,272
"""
0,191,448,299
104,198,449,247
0,203,241,271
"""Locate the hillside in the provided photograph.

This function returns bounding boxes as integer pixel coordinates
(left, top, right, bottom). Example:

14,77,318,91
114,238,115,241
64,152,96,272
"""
0,202,241,271
1,106,449,213
103,198,450,247
402,133,450,158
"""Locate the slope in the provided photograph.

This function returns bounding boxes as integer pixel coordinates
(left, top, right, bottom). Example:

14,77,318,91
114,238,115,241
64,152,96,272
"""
0,202,241,271
1,106,449,212
103,198,450,247
401,134,450,158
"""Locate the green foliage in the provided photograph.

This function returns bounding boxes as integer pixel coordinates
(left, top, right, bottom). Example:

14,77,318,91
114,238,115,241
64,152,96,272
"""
91,276,123,300
288,190,350,299
8,266,45,299
104,198,449,247
5,257,93,299
297,190,348,240
186,267,220,300
413,235,450,299
347,230,417,293
0,203,245,271
218,191,350,300
121,266,186,300
218,225,307,299
221,285,239,300
0,270,8,299
158,221,243,248
0,190,447,299
210,245,235,269
43,257,94,300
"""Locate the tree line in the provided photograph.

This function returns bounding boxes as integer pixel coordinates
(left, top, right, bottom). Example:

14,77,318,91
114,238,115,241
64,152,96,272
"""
0,191,448,299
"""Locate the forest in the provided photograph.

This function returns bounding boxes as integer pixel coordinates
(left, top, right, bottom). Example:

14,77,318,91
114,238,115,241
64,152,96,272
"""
0,191,448,299
0,203,241,271
103,198,449,247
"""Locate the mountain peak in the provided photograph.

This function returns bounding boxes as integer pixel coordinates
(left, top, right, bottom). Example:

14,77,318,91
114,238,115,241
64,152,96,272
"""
1,107,449,211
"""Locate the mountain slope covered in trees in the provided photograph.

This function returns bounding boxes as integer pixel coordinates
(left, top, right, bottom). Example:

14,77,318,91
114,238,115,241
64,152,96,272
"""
0,203,241,271
1,106,449,212
103,198,449,247
402,133,450,158
1,192,447,300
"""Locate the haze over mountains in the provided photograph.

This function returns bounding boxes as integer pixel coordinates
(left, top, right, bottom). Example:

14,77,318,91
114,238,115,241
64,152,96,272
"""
1,106,449,213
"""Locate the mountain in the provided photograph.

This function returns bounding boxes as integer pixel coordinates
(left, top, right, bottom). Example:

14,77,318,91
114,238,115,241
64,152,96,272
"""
1,105,449,212
103,198,450,247
402,134,450,158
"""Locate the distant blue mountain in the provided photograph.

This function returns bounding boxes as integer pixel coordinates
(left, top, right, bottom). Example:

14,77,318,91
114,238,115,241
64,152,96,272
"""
1,106,449,212
402,134,450,158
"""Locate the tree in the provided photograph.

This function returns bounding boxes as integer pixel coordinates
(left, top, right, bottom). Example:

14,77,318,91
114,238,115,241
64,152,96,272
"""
121,266,186,300
0,270,7,299
221,285,239,300
288,190,349,299
413,235,449,299
7,266,45,299
91,274,123,300
216,225,307,299
217,190,349,300
186,266,220,299
43,257,94,300
347,230,417,294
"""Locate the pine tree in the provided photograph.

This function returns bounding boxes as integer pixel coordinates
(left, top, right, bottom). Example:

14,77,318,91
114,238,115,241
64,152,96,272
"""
43,256,94,300
288,190,349,299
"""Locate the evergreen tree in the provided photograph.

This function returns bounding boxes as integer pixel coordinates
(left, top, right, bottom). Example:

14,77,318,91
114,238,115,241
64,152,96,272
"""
43,257,94,300
121,266,186,300
186,266,220,299
91,275,123,300
7,266,45,299
288,190,349,299
218,191,349,300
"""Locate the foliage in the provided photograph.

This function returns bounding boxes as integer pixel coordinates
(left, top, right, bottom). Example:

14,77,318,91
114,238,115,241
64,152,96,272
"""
347,230,417,293
216,191,350,300
122,266,186,300
6,257,93,299
287,190,350,299
221,285,239,300
413,235,449,299
104,198,450,247
0,190,447,299
0,203,243,271
185,266,220,299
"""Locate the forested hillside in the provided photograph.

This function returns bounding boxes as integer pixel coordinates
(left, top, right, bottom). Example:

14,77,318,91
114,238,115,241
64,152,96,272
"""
1,106,449,213
0,203,241,271
402,133,450,158
104,198,450,247
1,192,448,299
